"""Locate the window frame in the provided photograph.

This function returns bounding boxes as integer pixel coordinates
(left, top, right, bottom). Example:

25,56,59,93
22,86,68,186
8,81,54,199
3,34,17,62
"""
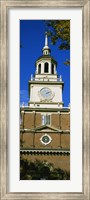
44,62,49,73
38,63,41,74
42,114,51,125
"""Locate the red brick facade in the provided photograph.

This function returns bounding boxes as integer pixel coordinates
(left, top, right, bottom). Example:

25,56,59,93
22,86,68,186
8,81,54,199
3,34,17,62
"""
20,110,70,172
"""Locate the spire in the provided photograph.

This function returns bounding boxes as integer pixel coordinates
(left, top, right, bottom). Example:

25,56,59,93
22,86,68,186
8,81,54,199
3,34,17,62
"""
42,32,51,55
45,32,48,46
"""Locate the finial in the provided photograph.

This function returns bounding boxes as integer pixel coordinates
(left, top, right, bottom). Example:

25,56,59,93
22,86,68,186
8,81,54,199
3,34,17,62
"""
45,31,47,35
22,102,25,107
42,32,51,55
60,75,62,82
31,74,33,80
68,103,70,108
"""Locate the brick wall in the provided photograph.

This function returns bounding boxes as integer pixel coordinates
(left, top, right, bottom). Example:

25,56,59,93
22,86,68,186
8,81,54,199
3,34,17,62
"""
23,133,34,148
23,112,70,130
35,113,42,127
20,111,70,171
24,112,34,129
21,154,70,171
61,114,70,130
51,114,60,129
21,132,70,149
61,134,70,148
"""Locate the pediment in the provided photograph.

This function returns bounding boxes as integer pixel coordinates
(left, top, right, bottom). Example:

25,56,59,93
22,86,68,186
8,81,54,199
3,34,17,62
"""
31,125,60,132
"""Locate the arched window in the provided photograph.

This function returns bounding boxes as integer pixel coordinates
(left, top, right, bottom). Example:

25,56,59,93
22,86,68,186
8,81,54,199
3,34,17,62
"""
46,51,47,55
44,62,49,73
51,64,54,74
38,64,41,74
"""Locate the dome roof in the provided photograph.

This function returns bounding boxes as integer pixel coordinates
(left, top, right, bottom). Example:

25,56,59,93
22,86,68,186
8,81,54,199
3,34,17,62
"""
35,55,57,65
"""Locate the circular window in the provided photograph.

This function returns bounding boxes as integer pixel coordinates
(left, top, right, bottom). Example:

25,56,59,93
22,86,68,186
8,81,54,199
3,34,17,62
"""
40,134,52,145
42,135,49,143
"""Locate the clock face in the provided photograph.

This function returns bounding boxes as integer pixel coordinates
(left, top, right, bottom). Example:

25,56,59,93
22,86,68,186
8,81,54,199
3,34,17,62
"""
40,87,52,99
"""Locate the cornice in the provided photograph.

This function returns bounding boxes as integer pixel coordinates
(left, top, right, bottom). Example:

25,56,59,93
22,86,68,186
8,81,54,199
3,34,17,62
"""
28,101,64,105
20,107,70,112
20,149,70,155
28,80,64,85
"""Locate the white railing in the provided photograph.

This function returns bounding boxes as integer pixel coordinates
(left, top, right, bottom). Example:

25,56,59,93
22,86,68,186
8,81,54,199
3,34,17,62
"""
30,75,63,82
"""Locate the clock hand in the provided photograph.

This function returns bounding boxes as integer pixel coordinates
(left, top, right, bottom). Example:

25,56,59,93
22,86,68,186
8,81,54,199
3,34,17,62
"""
46,92,50,94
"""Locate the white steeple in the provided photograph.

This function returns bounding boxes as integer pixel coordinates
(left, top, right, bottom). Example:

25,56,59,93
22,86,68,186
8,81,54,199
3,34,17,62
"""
28,31,64,108
42,32,51,55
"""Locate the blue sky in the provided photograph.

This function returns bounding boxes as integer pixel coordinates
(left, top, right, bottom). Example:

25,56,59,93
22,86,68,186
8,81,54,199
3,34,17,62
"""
20,20,70,107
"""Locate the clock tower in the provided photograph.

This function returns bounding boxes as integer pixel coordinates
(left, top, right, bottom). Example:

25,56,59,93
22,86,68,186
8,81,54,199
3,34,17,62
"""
20,32,70,179
28,32,64,108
